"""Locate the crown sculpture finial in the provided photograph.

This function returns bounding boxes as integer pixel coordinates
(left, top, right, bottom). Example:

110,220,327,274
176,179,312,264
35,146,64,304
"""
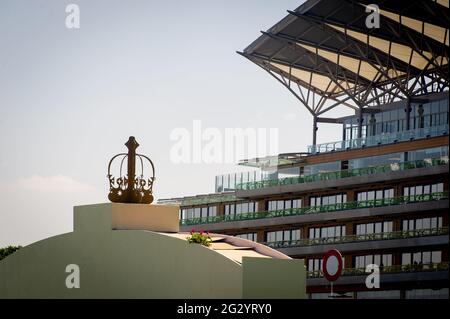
107,136,155,204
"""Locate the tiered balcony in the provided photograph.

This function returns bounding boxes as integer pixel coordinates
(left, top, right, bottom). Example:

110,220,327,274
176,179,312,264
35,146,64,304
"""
307,262,449,279
307,124,449,154
264,227,448,249
179,192,448,226
236,158,448,191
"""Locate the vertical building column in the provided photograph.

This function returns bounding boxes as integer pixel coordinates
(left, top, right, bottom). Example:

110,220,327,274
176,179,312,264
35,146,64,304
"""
302,225,309,239
357,107,363,138
257,230,265,243
345,221,353,236
346,190,356,202
218,203,225,216
312,115,318,147
405,97,411,130
393,253,402,266
257,199,266,212
393,219,402,232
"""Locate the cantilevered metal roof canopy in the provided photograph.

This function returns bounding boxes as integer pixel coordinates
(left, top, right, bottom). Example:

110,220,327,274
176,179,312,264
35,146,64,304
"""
239,0,449,145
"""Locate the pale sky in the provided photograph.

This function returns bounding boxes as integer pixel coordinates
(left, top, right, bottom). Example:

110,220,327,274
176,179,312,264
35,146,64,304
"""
0,0,347,247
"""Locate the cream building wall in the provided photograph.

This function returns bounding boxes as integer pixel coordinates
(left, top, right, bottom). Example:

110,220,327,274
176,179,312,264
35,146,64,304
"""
0,203,306,299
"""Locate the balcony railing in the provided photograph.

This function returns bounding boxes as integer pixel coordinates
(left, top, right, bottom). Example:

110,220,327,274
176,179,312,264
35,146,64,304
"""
308,124,449,154
236,158,448,191
307,262,449,279
263,227,449,249
179,192,449,226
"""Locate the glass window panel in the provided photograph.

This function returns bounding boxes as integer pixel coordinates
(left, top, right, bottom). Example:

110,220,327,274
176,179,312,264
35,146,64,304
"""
416,219,423,229
423,218,431,229
367,223,374,234
402,253,411,265
384,221,393,232
375,223,382,233
413,252,422,263
432,251,442,263
284,201,291,209
438,217,442,228
327,227,334,238
284,230,290,241
422,251,431,264
423,185,430,194
309,228,314,239
374,255,381,266
415,186,423,195
404,187,409,196
275,201,282,210
375,190,382,199
431,217,437,229
403,220,408,230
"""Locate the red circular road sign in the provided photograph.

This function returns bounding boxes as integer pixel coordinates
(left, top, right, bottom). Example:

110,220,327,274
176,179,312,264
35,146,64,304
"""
322,249,343,282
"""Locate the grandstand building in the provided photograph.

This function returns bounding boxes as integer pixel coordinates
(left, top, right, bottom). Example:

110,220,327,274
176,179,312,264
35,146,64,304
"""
159,0,449,298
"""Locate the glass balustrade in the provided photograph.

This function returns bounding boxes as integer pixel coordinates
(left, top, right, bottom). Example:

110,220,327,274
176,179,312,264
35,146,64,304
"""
308,124,449,154
236,158,448,191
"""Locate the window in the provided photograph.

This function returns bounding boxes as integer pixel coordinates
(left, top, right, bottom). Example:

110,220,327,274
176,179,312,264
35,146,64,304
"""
268,198,302,211
181,205,217,220
402,251,442,265
308,258,323,272
309,225,346,239
348,152,404,169
354,254,392,268
224,201,256,216
236,233,257,242
402,217,443,231
310,193,347,207
357,188,394,203
403,182,444,197
266,229,301,242
356,221,393,235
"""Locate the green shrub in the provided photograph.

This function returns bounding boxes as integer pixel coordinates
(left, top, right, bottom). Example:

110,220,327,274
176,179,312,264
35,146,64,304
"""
0,245,22,261
186,230,212,247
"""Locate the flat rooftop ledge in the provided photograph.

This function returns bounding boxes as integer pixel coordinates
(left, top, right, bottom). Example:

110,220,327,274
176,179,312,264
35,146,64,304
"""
74,203,180,233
